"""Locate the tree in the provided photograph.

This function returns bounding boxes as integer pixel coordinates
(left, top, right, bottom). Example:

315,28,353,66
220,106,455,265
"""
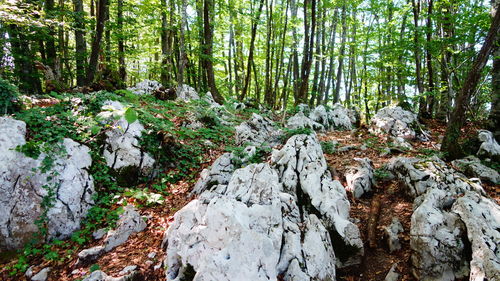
441,0,500,160
73,0,87,86
202,0,224,104
86,0,108,85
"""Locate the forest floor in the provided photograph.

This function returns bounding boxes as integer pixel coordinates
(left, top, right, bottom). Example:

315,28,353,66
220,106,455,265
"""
1,106,499,281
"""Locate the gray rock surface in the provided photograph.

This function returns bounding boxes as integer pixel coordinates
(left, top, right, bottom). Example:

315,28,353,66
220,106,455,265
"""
452,192,500,281
77,206,146,263
384,217,403,252
286,111,324,131
477,130,500,160
31,267,51,281
345,158,374,198
309,104,353,131
452,156,500,184
385,263,399,281
81,270,139,281
235,113,282,146
99,101,155,183
176,84,200,101
0,117,95,249
163,134,362,280
127,80,162,95
386,156,497,281
370,106,419,140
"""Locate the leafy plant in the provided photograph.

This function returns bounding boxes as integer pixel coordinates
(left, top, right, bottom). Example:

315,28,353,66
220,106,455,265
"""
0,77,20,115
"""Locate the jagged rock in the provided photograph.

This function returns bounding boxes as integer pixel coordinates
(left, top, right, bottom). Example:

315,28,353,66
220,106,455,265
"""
119,265,138,276
297,103,310,114
104,205,146,251
452,156,500,184
77,206,146,263
452,192,500,281
176,84,200,101
386,156,484,199
370,106,419,140
330,104,355,130
346,107,361,128
345,158,375,198
386,156,496,281
31,267,51,281
82,270,140,281
385,263,399,281
309,104,353,131
391,136,413,150
337,145,358,152
384,218,403,252
0,117,95,250
93,228,107,240
191,153,235,195
410,189,469,281
235,113,282,146
127,80,162,95
477,130,500,160
99,101,155,185
271,134,363,267
286,111,324,131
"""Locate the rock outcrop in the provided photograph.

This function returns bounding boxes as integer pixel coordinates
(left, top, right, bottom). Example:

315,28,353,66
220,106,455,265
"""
0,117,95,249
370,106,419,140
163,134,363,280
345,158,374,198
286,111,324,131
287,104,354,132
127,80,162,95
452,156,500,184
386,156,499,281
176,84,200,102
99,101,155,185
235,113,282,146
477,130,500,160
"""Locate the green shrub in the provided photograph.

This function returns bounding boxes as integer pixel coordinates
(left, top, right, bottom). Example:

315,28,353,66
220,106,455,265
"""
0,77,20,115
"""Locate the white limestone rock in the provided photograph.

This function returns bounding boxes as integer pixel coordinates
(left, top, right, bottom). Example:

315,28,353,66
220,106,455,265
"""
384,217,404,253
286,111,324,131
99,101,155,183
0,117,95,250
452,192,500,281
345,158,375,198
176,84,200,102
31,267,51,281
127,79,162,95
385,263,399,281
235,113,282,146
309,104,353,131
477,130,500,160
271,134,364,268
452,156,500,184
370,106,419,140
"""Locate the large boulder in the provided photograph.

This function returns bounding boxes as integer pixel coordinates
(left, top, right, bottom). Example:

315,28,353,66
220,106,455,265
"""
370,106,419,140
286,111,324,131
345,158,375,198
309,104,353,131
235,113,282,146
271,134,364,267
477,130,500,160
0,117,95,249
163,134,362,280
99,101,155,185
386,156,498,280
452,156,500,184
127,80,162,95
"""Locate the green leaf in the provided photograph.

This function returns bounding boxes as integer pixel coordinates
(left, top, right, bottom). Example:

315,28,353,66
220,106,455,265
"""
124,108,138,124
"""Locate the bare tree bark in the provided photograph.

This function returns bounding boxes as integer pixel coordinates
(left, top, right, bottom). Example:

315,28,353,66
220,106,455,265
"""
86,0,107,85
73,0,87,86
202,0,224,103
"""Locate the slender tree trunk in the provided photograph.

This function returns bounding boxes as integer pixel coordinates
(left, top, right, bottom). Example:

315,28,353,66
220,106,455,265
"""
324,9,339,105
425,0,435,117
239,0,265,101
161,0,169,86
489,0,500,141
86,0,107,85
73,0,87,86
441,2,500,160
45,0,57,72
296,0,316,105
410,0,426,119
178,0,187,86
117,0,126,82
334,4,347,104
202,0,224,103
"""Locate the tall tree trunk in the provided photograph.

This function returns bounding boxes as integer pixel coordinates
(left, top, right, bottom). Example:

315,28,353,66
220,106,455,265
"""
178,0,187,86
425,0,435,117
324,9,339,105
333,4,347,104
45,0,57,72
73,0,87,86
410,0,426,119
489,0,500,141
239,0,265,101
441,2,500,160
117,0,126,82
202,0,224,103
86,0,107,85
161,0,170,86
296,0,316,105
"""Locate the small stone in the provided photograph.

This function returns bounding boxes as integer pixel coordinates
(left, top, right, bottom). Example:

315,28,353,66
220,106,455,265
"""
384,217,404,252
147,252,156,259
71,269,80,275
145,260,154,266
77,246,105,263
119,265,137,276
25,266,34,278
153,263,162,271
385,263,399,281
31,267,51,281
